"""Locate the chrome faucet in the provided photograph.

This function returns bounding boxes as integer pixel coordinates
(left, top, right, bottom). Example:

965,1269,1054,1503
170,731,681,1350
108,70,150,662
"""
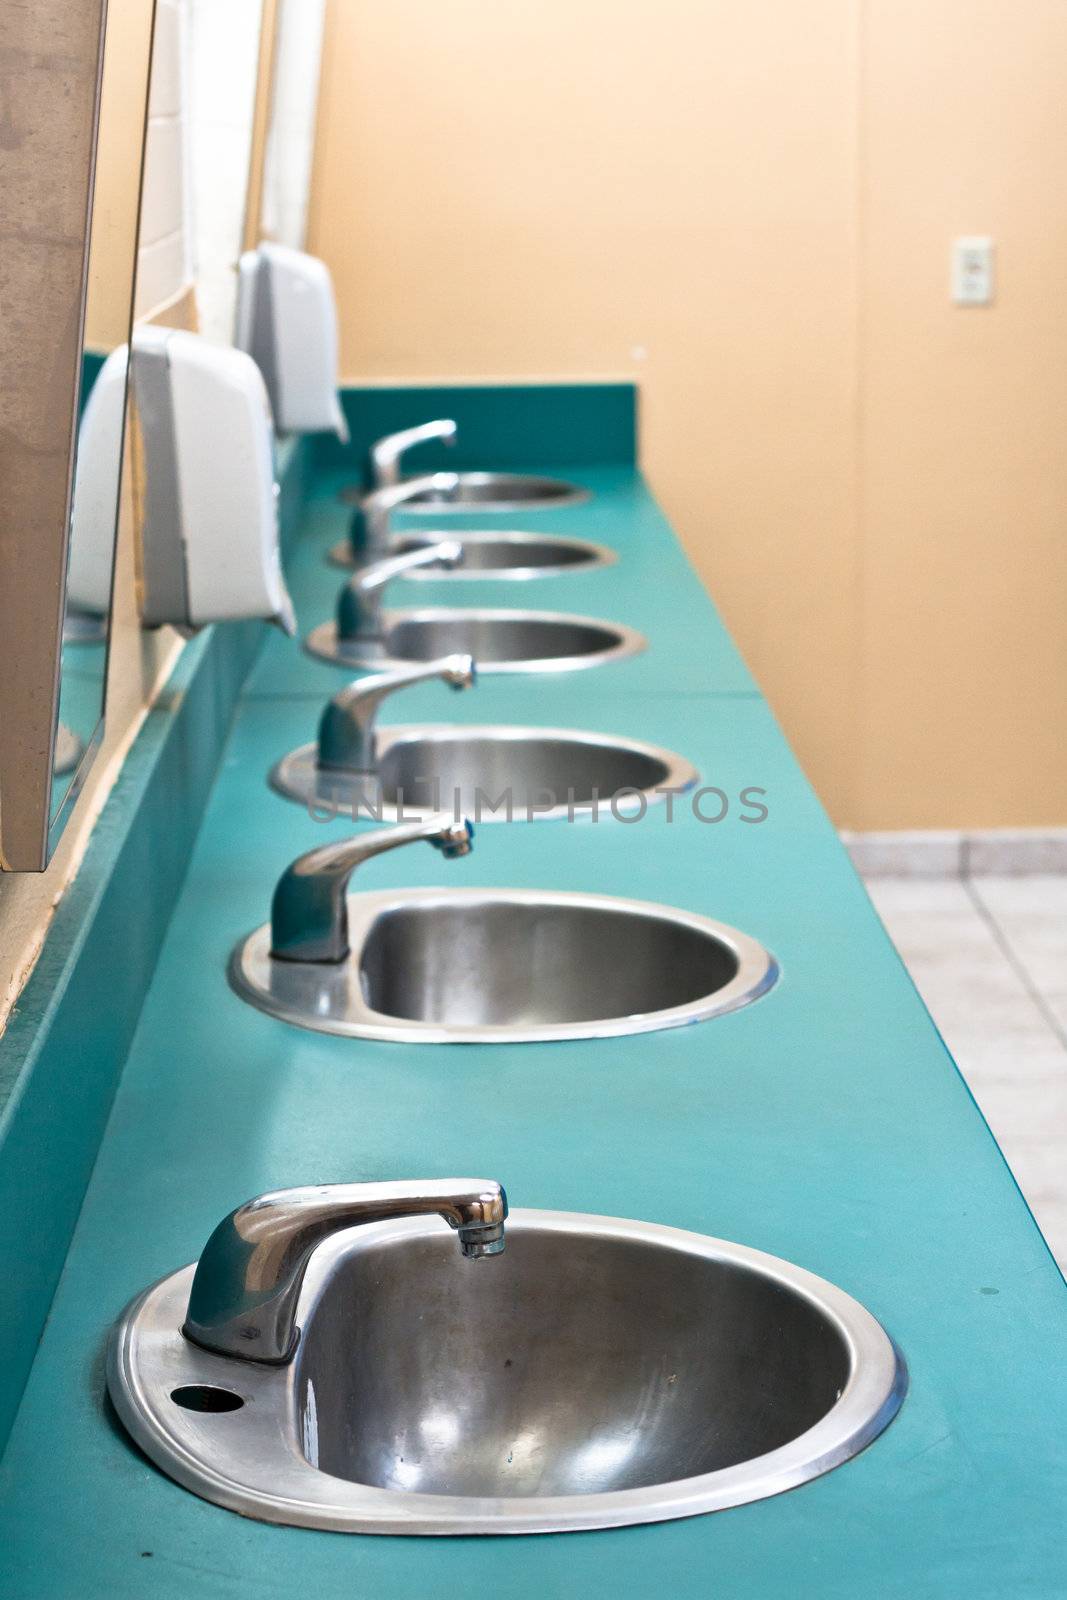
270,814,473,963
361,472,460,553
337,540,463,643
371,419,457,488
183,1177,507,1363
319,654,476,774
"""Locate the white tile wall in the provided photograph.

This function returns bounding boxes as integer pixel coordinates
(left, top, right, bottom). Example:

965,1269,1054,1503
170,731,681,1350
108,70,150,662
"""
147,0,183,119
134,233,189,320
135,0,191,320
186,0,265,343
139,116,186,251
261,0,326,250
136,0,266,336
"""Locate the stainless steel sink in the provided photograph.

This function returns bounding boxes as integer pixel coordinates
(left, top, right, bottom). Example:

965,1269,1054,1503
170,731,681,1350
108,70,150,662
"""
305,608,646,674
270,725,698,822
229,889,778,1042
109,1209,906,1534
327,529,616,577
341,472,591,514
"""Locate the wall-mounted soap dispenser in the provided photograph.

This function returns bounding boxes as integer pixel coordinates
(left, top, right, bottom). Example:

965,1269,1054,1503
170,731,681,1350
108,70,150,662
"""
130,327,296,635
65,344,129,635
235,242,348,441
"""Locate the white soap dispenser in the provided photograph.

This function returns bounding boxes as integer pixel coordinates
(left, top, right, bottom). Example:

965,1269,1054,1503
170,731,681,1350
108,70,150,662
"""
130,326,296,635
235,242,348,441
65,343,129,622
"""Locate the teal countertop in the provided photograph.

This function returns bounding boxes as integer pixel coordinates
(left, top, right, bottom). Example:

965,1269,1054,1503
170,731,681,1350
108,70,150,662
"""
1,443,1065,1596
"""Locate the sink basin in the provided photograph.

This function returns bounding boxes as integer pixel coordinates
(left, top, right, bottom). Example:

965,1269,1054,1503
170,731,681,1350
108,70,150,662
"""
229,889,777,1041
341,472,591,514
304,608,646,674
109,1210,906,1534
327,530,616,577
270,725,698,822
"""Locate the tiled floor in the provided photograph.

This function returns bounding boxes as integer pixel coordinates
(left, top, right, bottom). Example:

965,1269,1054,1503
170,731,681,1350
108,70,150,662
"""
866,875,1067,1272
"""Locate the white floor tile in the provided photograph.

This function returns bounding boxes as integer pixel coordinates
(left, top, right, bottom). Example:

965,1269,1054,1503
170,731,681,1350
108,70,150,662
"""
992,1137,1067,1261
867,879,1046,1031
930,998,1061,1068
865,875,1067,1269
962,1059,1067,1142
970,875,1067,1016
1047,993,1067,1038
864,878,974,919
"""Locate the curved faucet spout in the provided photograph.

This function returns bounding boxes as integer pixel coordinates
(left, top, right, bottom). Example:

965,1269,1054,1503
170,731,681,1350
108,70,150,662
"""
318,654,476,774
270,814,473,964
337,539,463,643
371,419,458,489
361,471,460,553
183,1177,507,1364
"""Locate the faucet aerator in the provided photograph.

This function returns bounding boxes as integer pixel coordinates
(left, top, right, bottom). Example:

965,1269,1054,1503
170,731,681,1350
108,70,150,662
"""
460,1222,506,1258
437,819,474,857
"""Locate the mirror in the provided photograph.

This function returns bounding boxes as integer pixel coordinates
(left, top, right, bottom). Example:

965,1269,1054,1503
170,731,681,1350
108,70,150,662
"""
54,293,133,806
0,1,152,870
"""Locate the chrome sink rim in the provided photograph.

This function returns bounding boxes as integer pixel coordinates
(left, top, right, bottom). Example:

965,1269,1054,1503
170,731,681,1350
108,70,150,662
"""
304,608,647,675
327,530,617,577
339,472,592,513
227,887,778,1043
268,724,699,823
108,1209,906,1536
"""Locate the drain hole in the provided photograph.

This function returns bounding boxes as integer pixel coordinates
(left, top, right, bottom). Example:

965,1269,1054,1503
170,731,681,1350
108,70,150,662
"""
170,1384,244,1414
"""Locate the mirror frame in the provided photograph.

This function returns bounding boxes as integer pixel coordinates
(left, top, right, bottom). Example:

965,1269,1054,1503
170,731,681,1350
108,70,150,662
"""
0,0,150,870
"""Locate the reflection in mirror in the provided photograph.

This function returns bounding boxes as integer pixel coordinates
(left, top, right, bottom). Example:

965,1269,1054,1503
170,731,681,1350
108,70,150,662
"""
47,9,148,843
121,1,292,645
54,348,129,814
0,0,151,870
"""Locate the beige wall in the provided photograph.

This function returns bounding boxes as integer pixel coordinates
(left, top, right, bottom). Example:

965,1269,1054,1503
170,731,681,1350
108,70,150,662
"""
857,0,1067,829
308,0,1067,830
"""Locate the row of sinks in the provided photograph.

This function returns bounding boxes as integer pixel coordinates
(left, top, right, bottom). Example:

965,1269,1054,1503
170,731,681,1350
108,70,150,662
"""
250,468,734,1041
108,450,906,1540
321,471,640,669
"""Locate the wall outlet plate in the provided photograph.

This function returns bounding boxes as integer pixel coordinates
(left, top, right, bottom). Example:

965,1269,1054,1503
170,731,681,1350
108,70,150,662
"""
951,236,995,306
